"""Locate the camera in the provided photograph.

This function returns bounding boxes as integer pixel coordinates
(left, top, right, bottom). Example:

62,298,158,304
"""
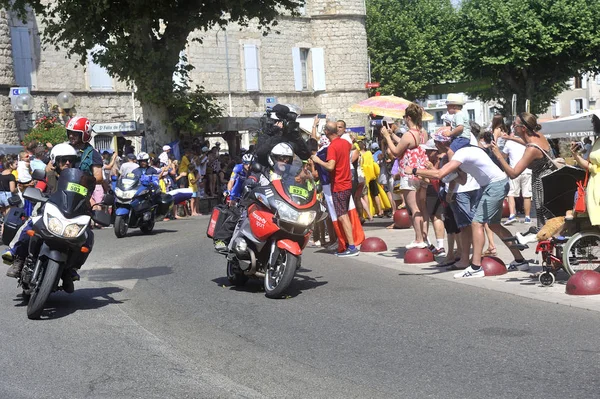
369,119,388,128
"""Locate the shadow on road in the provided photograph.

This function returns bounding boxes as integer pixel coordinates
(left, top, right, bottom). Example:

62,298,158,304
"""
119,229,179,238
12,286,124,319
81,266,174,282
211,271,328,299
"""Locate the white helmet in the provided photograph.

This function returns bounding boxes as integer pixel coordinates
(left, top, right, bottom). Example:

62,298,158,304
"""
268,142,293,166
50,142,78,163
137,152,149,162
242,153,254,164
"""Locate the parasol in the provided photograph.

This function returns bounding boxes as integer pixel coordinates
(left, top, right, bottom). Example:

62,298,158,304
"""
348,95,434,121
541,165,587,217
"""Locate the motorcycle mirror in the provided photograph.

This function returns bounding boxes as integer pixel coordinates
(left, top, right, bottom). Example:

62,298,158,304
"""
31,168,46,181
251,162,263,174
23,187,47,204
91,210,111,227
101,193,115,205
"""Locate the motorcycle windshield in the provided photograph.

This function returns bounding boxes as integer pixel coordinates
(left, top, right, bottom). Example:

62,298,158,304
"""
49,168,95,218
269,157,316,206
117,173,140,190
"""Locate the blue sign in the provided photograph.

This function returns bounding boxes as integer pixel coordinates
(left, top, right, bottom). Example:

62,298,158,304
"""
9,87,29,97
265,97,276,104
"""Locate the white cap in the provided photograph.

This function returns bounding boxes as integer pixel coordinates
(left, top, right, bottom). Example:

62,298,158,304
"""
162,145,171,151
370,142,379,150
420,139,437,151
201,146,209,152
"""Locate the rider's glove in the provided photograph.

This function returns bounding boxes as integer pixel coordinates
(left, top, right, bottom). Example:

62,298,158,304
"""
223,190,230,197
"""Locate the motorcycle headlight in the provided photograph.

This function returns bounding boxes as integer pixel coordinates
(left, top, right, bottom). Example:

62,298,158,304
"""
274,200,316,226
115,187,136,199
43,203,91,238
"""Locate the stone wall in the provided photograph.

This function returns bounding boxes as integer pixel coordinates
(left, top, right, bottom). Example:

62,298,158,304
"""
0,10,18,144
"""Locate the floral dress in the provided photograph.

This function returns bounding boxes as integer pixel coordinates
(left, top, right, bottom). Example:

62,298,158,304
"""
400,129,428,180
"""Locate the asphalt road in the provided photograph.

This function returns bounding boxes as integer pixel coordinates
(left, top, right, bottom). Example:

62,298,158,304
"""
1,216,600,398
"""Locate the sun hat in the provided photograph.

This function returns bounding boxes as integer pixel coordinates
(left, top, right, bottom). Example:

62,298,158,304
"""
446,93,465,106
433,132,452,143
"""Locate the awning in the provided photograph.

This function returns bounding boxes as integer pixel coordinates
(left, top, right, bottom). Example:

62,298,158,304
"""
0,145,24,155
540,110,600,139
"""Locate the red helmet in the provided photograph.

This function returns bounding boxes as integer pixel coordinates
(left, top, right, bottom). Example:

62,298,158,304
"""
66,117,92,143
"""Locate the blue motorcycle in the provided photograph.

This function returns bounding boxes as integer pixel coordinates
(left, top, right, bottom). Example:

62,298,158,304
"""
112,173,172,238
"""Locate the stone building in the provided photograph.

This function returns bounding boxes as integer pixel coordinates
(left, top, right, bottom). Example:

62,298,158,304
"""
0,0,369,152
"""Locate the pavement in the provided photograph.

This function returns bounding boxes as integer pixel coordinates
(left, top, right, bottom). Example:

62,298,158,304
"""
2,216,600,398
358,217,600,312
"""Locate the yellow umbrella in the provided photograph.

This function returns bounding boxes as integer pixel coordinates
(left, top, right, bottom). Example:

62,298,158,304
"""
348,95,434,121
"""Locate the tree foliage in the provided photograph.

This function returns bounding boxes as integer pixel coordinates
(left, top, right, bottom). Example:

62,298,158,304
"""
168,86,223,135
1,0,302,138
458,0,600,115
366,0,460,100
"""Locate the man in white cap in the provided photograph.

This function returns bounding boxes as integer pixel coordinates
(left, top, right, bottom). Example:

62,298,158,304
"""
159,145,171,167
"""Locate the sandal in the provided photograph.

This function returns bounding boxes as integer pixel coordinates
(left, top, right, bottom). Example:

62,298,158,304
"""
482,248,497,257
386,223,395,229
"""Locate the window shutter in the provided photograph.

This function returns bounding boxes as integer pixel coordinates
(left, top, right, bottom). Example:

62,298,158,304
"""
582,74,588,89
570,99,576,115
88,45,114,90
583,98,589,111
292,48,303,91
10,27,33,88
596,74,600,85
311,48,326,91
554,100,561,117
243,44,260,92
568,77,575,89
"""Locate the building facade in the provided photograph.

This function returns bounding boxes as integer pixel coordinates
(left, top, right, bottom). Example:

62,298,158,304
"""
539,74,600,120
1,1,370,152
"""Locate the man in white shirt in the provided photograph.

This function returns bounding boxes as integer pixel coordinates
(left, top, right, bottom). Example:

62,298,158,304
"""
119,154,139,175
408,133,529,279
502,135,532,225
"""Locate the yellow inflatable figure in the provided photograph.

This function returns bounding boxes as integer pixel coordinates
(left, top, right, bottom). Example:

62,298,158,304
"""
361,150,391,216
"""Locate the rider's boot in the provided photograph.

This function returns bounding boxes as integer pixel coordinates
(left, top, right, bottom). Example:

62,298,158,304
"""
6,256,24,278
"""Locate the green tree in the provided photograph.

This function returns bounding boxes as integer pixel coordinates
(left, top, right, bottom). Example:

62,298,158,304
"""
458,0,600,115
3,0,302,147
366,0,460,100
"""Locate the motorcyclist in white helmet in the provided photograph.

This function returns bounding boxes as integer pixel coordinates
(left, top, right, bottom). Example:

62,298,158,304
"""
132,152,158,177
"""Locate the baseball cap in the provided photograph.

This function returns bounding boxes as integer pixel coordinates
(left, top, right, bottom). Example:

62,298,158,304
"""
420,139,437,151
201,146,209,152
162,145,171,151
127,153,136,160
370,142,380,150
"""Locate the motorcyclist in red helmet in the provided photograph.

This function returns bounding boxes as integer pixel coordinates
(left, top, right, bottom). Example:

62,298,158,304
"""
65,117,104,185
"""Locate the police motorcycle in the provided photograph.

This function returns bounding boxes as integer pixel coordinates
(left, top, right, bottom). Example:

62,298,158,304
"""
19,168,112,319
113,153,172,238
219,143,327,298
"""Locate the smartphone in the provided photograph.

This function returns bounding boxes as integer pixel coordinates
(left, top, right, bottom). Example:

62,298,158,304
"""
382,121,389,129
317,114,326,119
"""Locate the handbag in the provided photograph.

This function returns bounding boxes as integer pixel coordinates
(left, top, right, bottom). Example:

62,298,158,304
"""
574,169,589,213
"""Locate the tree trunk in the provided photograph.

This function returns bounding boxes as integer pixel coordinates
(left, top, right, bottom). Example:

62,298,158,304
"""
142,102,175,154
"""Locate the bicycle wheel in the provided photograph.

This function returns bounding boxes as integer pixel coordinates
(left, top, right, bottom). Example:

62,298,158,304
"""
562,230,600,276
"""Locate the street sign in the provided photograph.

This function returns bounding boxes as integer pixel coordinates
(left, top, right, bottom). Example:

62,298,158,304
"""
365,82,380,89
265,96,277,111
92,121,137,133
9,87,30,111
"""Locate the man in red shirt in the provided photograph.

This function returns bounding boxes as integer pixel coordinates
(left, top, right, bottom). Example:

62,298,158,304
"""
311,121,359,257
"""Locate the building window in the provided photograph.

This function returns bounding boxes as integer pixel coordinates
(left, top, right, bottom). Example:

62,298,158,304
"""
243,44,260,92
293,47,326,91
468,109,475,121
434,111,443,125
10,27,34,88
88,45,114,91
94,135,113,152
574,76,582,89
570,98,587,114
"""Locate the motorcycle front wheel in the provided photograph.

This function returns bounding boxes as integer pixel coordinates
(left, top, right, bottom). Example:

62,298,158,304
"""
114,215,128,238
227,259,248,286
27,259,61,319
264,250,297,298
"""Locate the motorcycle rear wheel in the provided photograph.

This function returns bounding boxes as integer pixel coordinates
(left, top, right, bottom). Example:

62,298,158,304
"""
114,215,128,238
264,251,297,298
227,259,248,286
27,259,61,319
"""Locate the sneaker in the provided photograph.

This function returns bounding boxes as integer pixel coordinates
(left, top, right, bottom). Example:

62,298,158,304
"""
453,265,485,279
406,241,428,249
336,247,360,257
432,247,447,257
6,256,24,279
503,215,517,225
508,259,529,271
325,240,339,251
2,250,14,265
524,217,532,224
214,240,227,251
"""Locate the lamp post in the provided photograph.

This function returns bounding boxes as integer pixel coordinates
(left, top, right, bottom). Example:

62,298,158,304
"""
56,91,75,121
15,93,34,130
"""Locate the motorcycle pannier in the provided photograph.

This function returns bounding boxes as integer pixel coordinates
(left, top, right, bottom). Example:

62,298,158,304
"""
1,207,27,245
207,204,228,238
157,193,174,216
